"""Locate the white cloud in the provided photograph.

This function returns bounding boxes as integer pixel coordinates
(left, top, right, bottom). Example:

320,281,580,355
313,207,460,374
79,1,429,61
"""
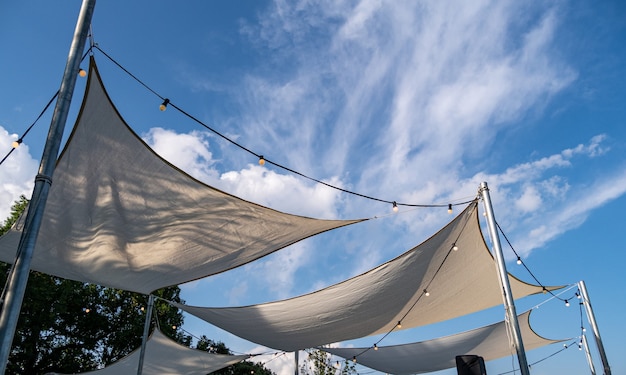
0,127,38,220
142,127,219,182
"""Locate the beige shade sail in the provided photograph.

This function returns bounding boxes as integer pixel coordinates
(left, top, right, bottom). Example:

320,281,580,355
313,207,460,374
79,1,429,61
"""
173,203,562,351
323,310,565,375
0,58,364,294
50,329,248,375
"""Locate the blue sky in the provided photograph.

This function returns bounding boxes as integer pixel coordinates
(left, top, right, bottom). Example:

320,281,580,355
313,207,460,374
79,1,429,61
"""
1,1,625,374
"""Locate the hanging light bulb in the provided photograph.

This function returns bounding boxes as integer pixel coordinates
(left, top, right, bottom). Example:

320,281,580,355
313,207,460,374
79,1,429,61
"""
259,155,265,166
576,292,581,299
423,289,430,296
582,327,586,332
140,306,145,312
352,356,357,363
452,243,459,251
565,300,570,307
542,287,547,294
373,343,378,351
12,139,22,149
78,68,87,77
396,321,402,329
159,98,170,111
84,308,90,313
172,325,177,330
516,256,522,265
447,203,453,214
392,201,399,213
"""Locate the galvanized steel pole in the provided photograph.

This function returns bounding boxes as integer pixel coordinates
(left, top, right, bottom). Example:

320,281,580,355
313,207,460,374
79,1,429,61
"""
479,182,530,375
0,0,96,372
579,280,611,375
137,294,155,375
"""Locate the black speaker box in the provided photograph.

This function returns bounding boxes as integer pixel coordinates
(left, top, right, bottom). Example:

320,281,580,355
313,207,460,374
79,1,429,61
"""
455,355,486,375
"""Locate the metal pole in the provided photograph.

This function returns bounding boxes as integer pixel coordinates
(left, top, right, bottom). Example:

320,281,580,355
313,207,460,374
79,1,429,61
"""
137,294,155,375
579,280,611,375
478,182,531,375
294,350,299,375
0,0,96,372
582,334,597,375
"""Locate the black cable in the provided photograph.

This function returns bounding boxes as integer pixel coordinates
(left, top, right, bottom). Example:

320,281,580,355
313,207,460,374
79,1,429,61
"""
495,221,578,303
92,46,475,210
496,339,579,375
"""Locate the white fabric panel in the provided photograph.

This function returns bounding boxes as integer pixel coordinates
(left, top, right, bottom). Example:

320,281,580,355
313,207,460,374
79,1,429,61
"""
0,60,363,293
323,310,563,374
174,204,560,351
52,329,247,375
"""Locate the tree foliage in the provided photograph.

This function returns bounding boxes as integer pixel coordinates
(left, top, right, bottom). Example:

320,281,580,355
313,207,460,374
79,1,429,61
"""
300,349,356,375
0,197,271,375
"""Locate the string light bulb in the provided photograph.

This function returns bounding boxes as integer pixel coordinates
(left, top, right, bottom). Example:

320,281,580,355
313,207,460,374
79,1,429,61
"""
423,289,430,296
84,308,90,313
396,321,402,329
576,292,581,299
565,300,570,307
373,343,378,351
78,68,87,77
516,256,522,265
12,139,22,149
159,98,170,111
452,243,458,251
352,356,357,363
447,204,453,214
259,155,265,166
140,306,145,312
542,287,547,294
172,325,177,329
392,201,399,213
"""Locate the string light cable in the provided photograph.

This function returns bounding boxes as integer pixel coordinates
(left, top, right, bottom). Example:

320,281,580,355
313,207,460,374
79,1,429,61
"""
1,49,93,166
495,221,580,304
319,204,477,360
91,45,475,212
496,339,580,375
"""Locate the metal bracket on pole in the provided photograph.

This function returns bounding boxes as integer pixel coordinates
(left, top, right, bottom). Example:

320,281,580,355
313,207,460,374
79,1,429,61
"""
478,182,531,375
579,280,611,375
0,0,96,373
137,294,155,375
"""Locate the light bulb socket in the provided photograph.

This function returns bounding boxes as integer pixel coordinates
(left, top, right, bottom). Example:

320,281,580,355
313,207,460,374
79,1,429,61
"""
159,98,170,111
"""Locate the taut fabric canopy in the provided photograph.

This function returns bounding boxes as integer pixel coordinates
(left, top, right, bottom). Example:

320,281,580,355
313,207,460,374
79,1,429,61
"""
323,310,564,375
52,329,248,375
0,59,363,293
173,203,561,351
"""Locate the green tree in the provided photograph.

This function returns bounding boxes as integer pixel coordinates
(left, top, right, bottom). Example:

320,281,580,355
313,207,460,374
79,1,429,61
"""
300,349,356,375
196,335,275,375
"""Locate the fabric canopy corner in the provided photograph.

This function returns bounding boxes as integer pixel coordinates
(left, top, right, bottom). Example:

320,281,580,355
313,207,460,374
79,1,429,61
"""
323,310,566,374
0,58,364,293
53,329,248,375
172,203,563,351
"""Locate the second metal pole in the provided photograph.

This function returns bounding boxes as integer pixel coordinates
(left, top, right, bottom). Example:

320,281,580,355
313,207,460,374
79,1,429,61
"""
137,294,155,375
579,280,611,375
479,182,530,375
